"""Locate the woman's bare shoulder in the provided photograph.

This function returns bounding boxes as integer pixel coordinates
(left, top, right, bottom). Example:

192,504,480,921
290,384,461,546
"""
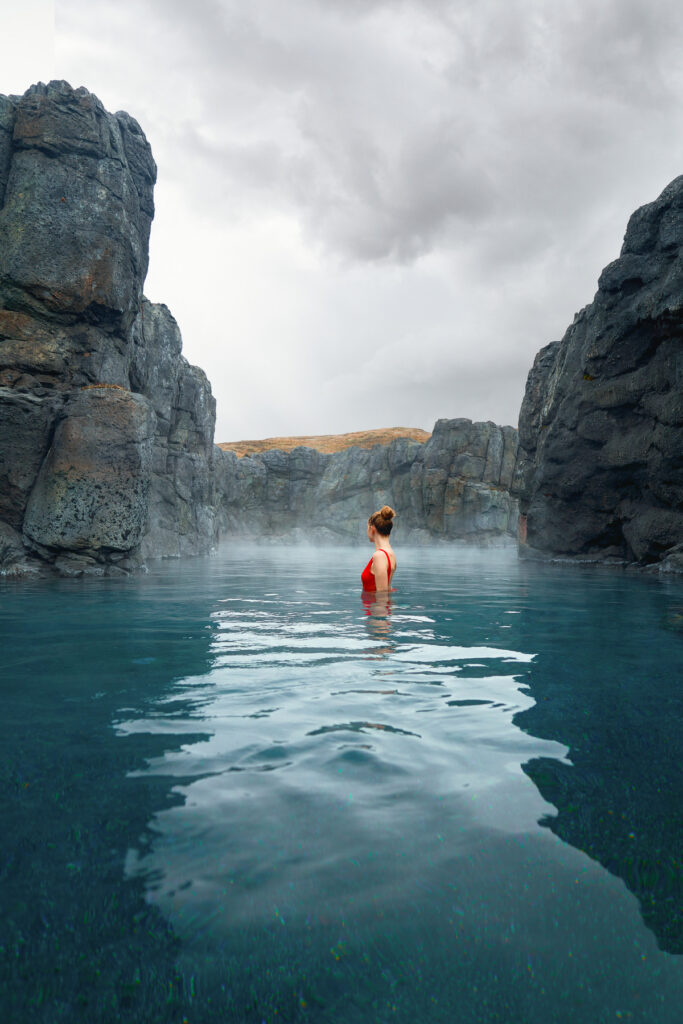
372,549,394,570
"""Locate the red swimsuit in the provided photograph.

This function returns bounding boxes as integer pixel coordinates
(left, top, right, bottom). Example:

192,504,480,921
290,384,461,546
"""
361,549,393,591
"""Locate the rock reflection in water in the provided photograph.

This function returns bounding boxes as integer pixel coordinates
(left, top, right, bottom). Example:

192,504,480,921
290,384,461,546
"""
3,548,682,1024
0,572,218,1023
515,575,683,954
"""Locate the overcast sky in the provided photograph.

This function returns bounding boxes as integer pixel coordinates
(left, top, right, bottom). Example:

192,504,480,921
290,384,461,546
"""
5,1,683,441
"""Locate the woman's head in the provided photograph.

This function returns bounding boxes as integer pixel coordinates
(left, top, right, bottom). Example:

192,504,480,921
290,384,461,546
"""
368,505,396,537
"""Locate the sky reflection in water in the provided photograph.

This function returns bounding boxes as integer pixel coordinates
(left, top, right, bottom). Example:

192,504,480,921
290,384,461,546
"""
2,545,682,1023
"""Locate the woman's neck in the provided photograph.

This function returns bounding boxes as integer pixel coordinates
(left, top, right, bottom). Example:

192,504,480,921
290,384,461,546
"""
374,536,390,551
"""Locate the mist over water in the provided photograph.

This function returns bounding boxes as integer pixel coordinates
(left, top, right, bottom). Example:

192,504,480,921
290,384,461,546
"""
2,545,682,1023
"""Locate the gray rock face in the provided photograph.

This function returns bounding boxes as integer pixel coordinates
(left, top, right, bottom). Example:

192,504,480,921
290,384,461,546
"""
0,520,31,574
130,300,220,560
23,388,155,554
0,388,59,529
0,81,518,577
514,176,683,568
218,419,519,544
0,82,154,326
0,82,220,576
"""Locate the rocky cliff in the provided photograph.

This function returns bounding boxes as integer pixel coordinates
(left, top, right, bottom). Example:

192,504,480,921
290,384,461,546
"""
218,418,519,544
0,82,220,576
218,426,432,458
0,83,518,576
514,176,683,571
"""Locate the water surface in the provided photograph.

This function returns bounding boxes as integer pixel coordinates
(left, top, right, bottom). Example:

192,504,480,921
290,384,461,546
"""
1,545,682,1023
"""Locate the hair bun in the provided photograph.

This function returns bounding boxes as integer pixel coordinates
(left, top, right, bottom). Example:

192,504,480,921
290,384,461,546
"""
368,505,396,535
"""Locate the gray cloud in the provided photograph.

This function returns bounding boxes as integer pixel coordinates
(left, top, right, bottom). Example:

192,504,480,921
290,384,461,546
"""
88,0,683,266
53,0,683,439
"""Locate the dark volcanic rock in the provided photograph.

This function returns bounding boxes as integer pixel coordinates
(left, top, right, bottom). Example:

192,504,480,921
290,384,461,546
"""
0,388,60,529
23,387,155,555
130,300,220,559
0,81,518,576
0,96,14,205
514,177,683,568
0,520,34,575
218,418,519,544
0,81,155,325
0,82,220,576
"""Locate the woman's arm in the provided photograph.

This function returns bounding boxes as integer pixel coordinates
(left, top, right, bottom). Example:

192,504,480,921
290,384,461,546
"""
371,551,390,591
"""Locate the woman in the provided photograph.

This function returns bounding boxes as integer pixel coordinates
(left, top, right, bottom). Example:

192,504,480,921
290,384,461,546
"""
361,505,397,592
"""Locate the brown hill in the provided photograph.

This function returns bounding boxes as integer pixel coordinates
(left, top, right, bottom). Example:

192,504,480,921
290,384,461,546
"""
218,427,432,458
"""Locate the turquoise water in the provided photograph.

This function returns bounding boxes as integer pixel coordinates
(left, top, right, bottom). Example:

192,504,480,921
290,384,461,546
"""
1,544,682,1023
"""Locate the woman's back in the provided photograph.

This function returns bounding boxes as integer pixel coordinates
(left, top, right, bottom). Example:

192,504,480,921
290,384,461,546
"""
361,507,397,592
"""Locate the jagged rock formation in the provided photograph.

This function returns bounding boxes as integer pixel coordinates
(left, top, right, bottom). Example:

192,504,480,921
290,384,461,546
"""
218,418,519,543
514,176,683,571
0,82,518,575
0,82,220,576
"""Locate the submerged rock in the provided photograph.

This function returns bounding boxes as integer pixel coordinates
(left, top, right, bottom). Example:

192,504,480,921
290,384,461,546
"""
514,176,683,569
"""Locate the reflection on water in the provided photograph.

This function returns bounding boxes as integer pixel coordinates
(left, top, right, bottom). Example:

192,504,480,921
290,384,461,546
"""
0,572,219,1021
515,575,683,955
361,589,395,654
1,545,682,1023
